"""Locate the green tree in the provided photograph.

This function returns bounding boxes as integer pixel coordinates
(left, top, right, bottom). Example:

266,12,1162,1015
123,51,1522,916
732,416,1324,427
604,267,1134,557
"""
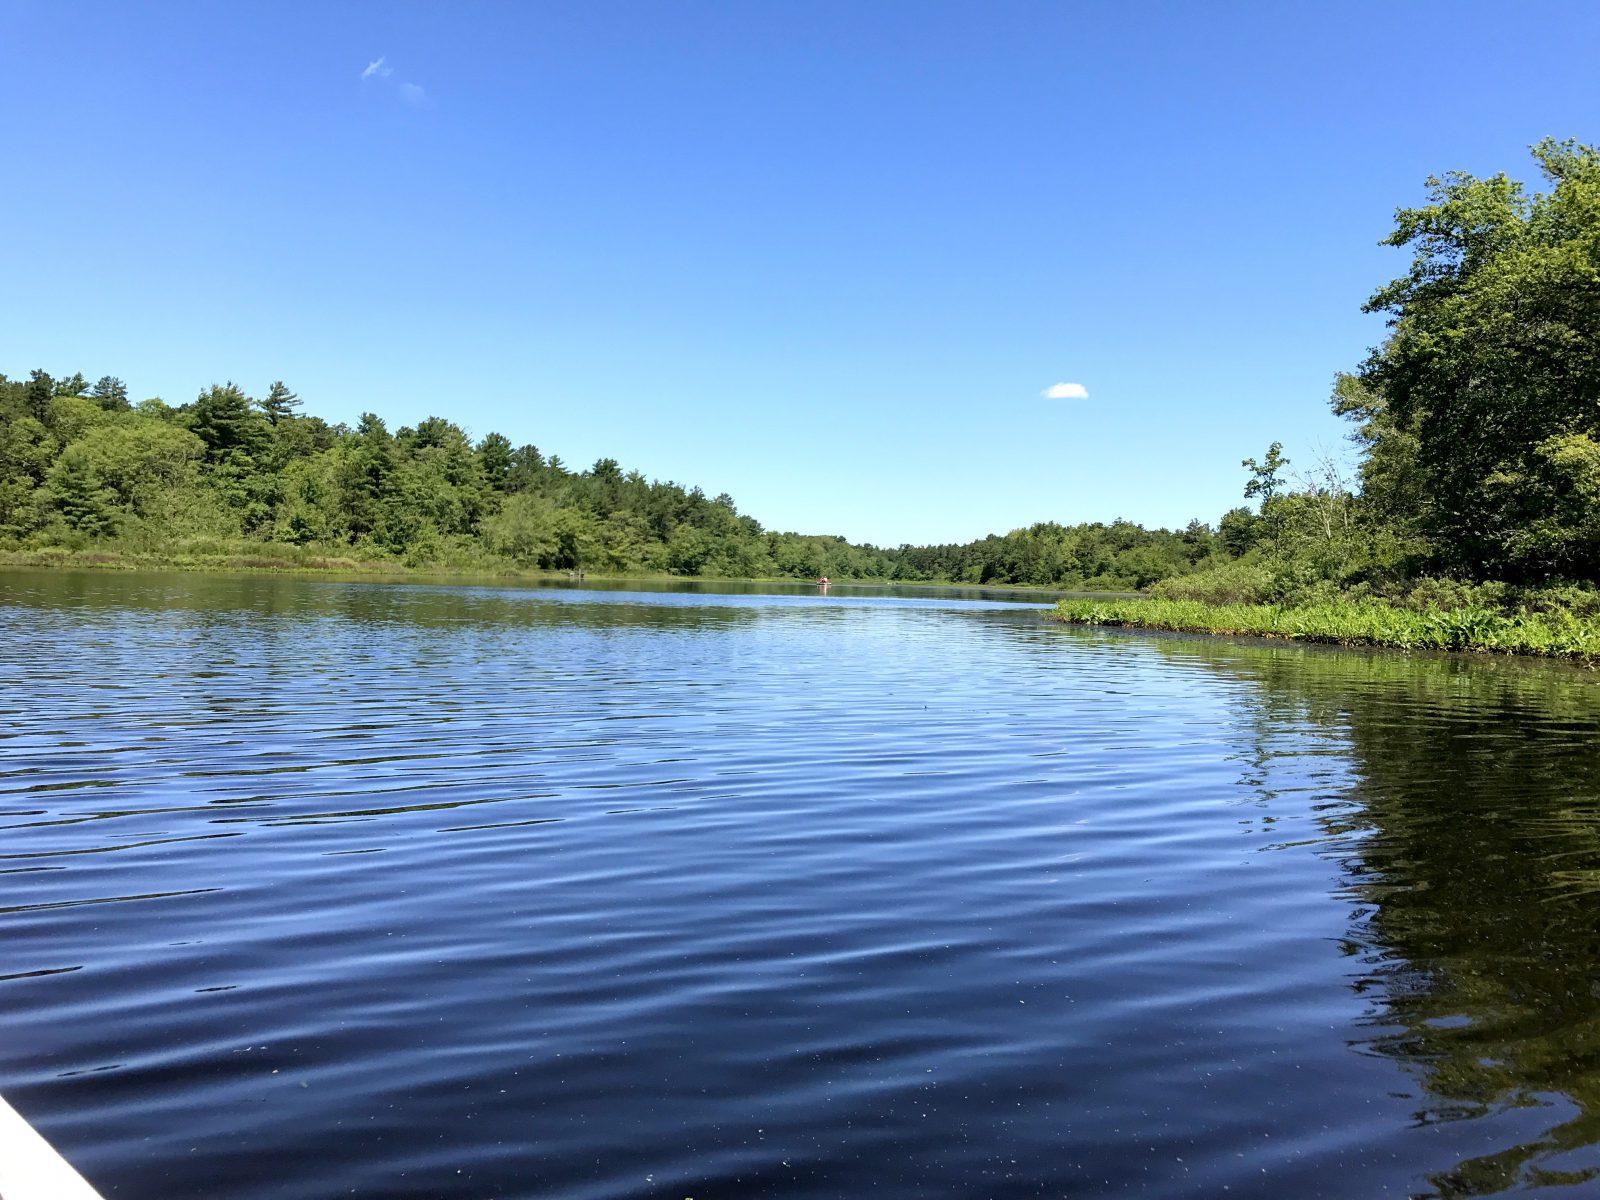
90,376,130,411
666,524,713,574
45,444,118,536
550,508,596,569
478,432,513,489
259,381,301,425
23,370,53,420
188,382,267,465
1242,442,1289,505
334,413,396,542
1180,518,1215,564
0,415,57,485
266,413,337,471
1357,139,1600,580
0,414,55,540
75,421,206,513
1329,372,1427,558
479,491,558,564
46,395,111,444
273,455,342,545
505,444,544,493
1216,507,1258,559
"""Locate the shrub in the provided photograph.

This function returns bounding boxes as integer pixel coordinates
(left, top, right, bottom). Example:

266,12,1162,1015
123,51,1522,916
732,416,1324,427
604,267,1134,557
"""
1148,559,1273,605
1398,577,1509,614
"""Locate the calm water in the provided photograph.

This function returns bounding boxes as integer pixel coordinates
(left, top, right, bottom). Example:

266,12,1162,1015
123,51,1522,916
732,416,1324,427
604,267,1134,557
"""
5,571,1600,1199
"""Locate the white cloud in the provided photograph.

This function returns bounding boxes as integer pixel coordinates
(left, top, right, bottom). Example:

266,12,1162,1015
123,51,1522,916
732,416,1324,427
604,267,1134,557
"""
1043,382,1089,401
360,56,429,106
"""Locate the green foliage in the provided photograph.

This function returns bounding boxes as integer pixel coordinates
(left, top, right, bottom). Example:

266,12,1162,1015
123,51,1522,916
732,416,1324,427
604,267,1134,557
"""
1241,442,1288,503
188,382,268,466
53,372,87,398
885,519,1206,590
259,381,301,425
480,491,557,565
0,414,56,483
665,524,714,575
1053,595,1600,663
46,394,111,444
272,454,342,545
1357,139,1600,581
1216,506,1258,558
44,443,118,537
477,432,513,490
74,419,205,511
90,376,129,411
1149,559,1273,605
23,370,54,420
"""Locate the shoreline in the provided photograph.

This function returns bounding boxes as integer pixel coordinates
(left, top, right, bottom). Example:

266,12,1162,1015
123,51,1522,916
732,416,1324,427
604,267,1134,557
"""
1051,596,1600,666
0,548,1116,599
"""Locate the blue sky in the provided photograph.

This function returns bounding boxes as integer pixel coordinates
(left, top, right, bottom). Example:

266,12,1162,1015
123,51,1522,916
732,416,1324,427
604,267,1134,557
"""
3,1,1594,546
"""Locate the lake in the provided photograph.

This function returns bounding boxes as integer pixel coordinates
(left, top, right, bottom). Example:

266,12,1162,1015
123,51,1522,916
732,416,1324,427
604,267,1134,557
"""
4,570,1600,1198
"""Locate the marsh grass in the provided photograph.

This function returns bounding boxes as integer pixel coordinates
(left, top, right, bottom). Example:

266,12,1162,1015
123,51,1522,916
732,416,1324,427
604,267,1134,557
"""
1052,597,1600,664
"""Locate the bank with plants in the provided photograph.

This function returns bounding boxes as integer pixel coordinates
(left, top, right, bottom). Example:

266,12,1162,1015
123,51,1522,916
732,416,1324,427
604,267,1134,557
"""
1058,139,1600,662
1052,590,1600,664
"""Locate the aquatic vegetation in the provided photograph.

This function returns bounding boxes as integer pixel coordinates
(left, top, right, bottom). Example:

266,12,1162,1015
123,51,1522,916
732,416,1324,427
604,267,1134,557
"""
1050,597,1600,664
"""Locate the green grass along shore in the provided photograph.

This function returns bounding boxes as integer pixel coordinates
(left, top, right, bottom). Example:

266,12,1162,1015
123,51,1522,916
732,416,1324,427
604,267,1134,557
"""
1051,597,1600,665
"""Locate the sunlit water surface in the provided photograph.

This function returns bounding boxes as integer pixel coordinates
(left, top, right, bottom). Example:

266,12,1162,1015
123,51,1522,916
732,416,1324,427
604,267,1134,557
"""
5,571,1600,1199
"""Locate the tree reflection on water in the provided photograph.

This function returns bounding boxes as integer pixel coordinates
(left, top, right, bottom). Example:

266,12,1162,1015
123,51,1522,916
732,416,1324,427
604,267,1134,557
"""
1156,635,1600,1195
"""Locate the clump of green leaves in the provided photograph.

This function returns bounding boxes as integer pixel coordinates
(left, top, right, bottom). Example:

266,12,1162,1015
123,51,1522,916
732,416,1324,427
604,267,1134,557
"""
1052,596,1600,664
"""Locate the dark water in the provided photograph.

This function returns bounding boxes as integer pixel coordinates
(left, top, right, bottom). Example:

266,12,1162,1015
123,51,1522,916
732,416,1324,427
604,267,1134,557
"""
5,571,1600,1199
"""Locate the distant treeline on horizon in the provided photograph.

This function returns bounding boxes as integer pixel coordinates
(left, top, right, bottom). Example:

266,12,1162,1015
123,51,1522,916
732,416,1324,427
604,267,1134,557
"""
0,369,1227,589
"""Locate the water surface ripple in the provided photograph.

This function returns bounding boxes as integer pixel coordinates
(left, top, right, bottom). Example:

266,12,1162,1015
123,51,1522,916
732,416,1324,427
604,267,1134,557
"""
5,572,1600,1198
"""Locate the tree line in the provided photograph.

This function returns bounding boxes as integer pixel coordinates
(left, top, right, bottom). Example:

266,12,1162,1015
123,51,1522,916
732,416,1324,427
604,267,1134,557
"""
0,371,1221,588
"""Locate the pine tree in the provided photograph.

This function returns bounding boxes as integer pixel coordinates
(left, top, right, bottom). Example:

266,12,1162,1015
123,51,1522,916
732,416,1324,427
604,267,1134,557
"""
23,370,53,420
90,376,130,411
46,445,118,536
189,382,267,463
260,381,302,425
